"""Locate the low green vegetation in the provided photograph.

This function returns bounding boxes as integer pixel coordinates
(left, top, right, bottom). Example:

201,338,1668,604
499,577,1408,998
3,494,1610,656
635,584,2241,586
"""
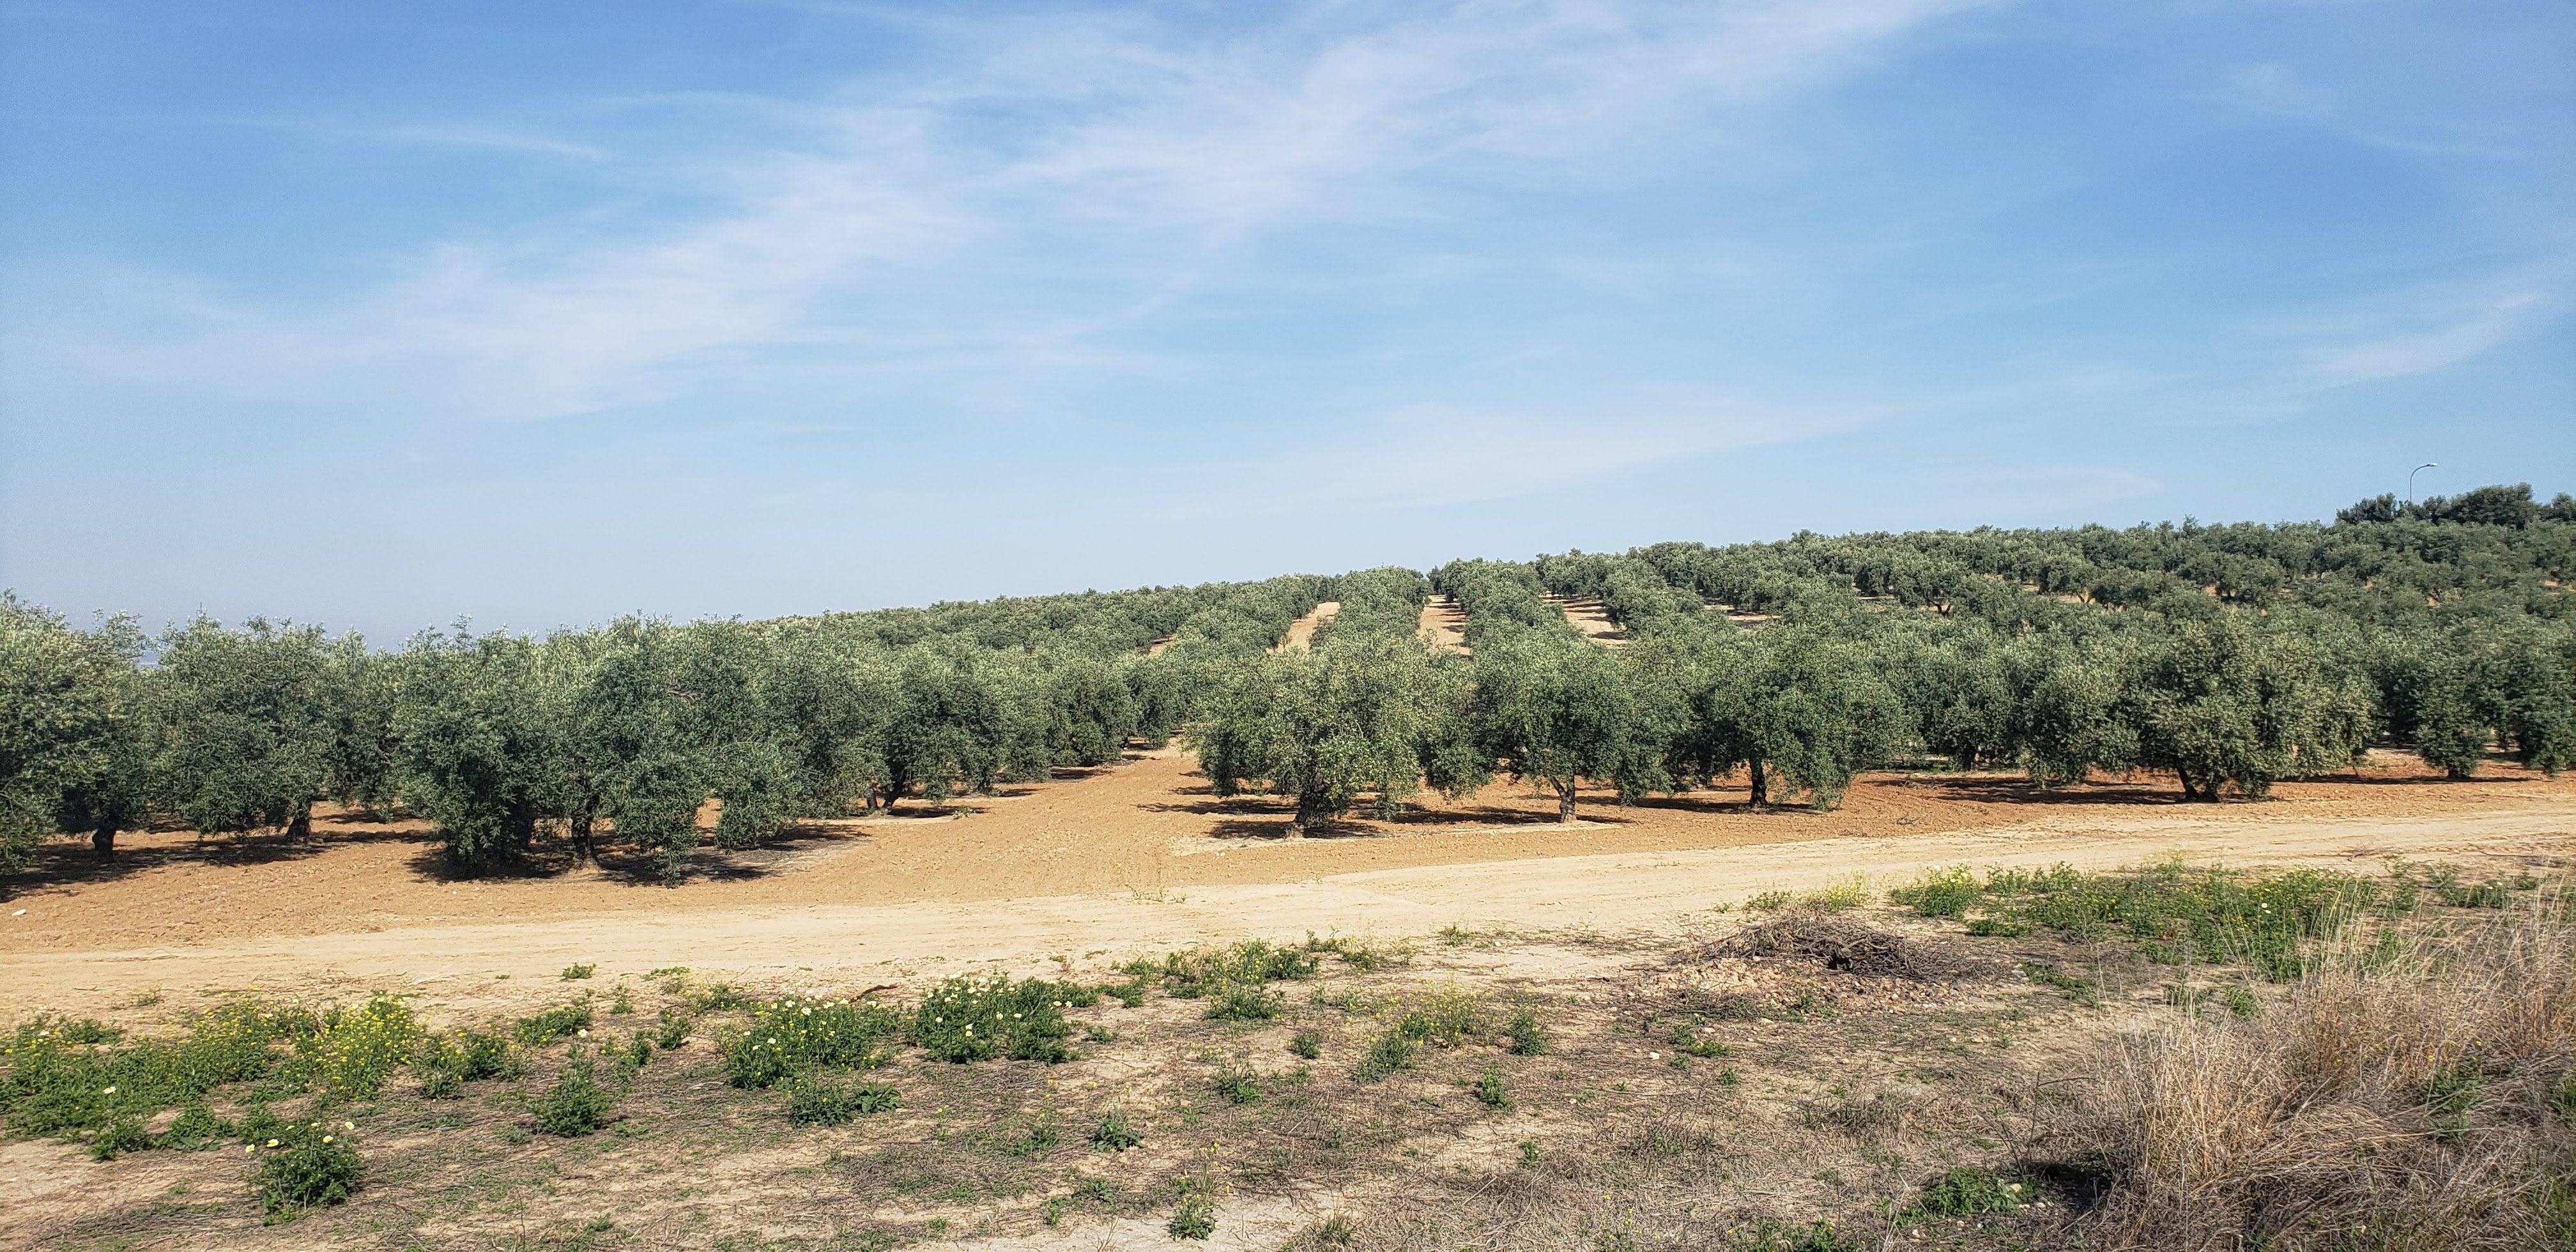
1896,860,2419,978
912,977,1078,1064
250,1120,362,1221
532,1059,616,1137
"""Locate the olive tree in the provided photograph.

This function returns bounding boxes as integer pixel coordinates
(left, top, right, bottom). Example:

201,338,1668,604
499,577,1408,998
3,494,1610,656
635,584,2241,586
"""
875,648,1011,811
1741,626,1909,811
148,616,344,841
1189,634,1480,836
0,595,146,867
1471,631,1650,821
2004,633,2135,787
394,628,558,867
2124,616,2372,800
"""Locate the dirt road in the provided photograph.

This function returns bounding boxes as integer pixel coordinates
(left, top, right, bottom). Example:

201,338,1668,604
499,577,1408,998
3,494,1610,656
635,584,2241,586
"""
8,804,2563,1017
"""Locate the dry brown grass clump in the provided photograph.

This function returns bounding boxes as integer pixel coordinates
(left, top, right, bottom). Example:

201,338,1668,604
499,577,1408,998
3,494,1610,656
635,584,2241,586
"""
2074,890,2576,1250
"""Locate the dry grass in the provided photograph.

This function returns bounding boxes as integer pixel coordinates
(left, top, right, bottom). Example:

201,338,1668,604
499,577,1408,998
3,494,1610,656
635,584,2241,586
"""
2071,887,2576,1250
9,859,2567,1251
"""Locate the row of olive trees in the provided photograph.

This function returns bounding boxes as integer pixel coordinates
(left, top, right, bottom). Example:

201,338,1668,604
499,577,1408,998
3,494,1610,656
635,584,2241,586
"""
1185,597,2573,832
1,573,1330,878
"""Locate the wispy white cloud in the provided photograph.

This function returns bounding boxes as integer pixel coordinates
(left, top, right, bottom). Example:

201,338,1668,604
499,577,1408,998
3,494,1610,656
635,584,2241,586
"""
199,114,613,161
12,0,1991,425
2287,279,2554,388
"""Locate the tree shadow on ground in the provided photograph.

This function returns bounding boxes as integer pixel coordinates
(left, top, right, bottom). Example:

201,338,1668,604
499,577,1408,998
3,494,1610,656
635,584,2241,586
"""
1900,777,2185,807
2,823,426,900
397,821,869,887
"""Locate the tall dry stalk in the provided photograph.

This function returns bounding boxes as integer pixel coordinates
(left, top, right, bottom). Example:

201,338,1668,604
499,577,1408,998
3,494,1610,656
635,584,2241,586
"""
2076,886,2576,1250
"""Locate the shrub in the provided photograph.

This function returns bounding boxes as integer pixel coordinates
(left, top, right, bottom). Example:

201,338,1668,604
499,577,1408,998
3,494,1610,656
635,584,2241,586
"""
533,1060,615,1137
1312,936,1407,972
1354,1032,1416,1084
416,1064,461,1099
724,996,901,1088
1089,1110,1141,1151
1006,1113,1062,1157
912,977,1076,1064
1,1000,307,1139
416,1025,515,1095
1890,866,1982,918
1729,1220,1862,1251
2072,899,2575,1248
1168,1193,1216,1240
89,1115,151,1160
654,1011,689,1051
561,963,595,981
610,1034,653,1082
159,1100,224,1150
299,995,420,1098
1390,987,1482,1048
1475,1067,1511,1109
1150,940,1321,996
1214,1064,1262,1105
1289,1029,1324,1060
513,1002,592,1047
1970,862,2376,981
1205,982,1284,1022
1504,1009,1548,1056
788,1076,899,1126
251,1121,361,1220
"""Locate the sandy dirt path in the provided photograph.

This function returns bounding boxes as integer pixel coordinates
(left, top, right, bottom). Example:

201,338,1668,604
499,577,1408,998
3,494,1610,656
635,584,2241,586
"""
1273,600,1341,652
10,805,2563,1016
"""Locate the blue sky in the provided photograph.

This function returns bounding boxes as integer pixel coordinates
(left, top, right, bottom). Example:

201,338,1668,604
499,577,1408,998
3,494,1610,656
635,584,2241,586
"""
3,1,2570,640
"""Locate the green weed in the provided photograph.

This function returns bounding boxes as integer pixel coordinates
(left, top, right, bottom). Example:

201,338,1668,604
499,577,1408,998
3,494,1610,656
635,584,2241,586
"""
1089,1110,1141,1152
251,1120,361,1221
533,1060,616,1137
724,996,901,1088
787,1075,899,1126
1901,1166,2027,1222
912,977,1077,1064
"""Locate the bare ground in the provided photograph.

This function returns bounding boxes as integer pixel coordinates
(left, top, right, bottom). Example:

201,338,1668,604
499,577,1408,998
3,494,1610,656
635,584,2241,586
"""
6,862,2563,1252
1416,596,1466,653
1273,602,1341,653
3,738,2571,1250
1544,595,1626,646
3,750,2568,1016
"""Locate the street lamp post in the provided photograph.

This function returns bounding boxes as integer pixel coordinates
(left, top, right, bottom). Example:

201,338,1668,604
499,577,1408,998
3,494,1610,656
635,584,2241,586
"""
2407,462,2437,507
